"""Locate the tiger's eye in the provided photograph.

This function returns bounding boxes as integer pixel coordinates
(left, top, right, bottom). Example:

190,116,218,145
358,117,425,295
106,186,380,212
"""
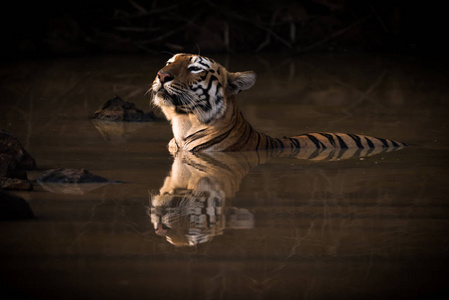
188,66,203,72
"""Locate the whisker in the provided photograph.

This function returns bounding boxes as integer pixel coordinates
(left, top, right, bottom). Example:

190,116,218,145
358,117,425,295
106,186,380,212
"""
144,86,153,97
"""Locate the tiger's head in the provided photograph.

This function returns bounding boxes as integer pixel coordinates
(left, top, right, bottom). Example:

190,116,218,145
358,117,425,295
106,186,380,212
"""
151,54,256,124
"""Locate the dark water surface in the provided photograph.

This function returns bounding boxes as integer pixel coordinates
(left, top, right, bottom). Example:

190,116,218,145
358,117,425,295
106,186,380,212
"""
1,54,449,300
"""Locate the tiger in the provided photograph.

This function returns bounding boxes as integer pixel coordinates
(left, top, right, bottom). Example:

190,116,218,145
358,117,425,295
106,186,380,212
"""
151,53,406,153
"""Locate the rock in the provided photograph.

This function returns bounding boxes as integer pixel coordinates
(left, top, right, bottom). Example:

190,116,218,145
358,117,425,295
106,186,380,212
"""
0,177,33,191
37,168,115,184
0,190,34,220
0,131,35,191
93,96,156,122
37,168,120,194
0,130,36,179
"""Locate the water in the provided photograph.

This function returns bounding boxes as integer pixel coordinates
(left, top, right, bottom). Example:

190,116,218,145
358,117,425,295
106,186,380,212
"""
1,54,449,300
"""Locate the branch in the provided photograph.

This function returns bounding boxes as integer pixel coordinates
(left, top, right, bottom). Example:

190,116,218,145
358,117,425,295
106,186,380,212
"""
204,0,292,50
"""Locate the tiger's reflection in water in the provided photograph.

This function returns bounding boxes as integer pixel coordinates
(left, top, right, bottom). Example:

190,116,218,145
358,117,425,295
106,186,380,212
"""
149,151,261,246
149,146,402,246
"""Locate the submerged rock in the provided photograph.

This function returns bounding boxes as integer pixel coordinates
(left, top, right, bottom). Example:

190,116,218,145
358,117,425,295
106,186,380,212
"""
0,177,33,191
93,96,156,122
0,130,35,190
0,130,36,179
37,168,120,194
0,153,26,179
0,190,34,220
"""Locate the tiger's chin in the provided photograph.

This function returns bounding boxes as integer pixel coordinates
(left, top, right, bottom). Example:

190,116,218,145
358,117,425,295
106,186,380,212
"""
153,89,174,108
154,90,190,113
154,94,226,126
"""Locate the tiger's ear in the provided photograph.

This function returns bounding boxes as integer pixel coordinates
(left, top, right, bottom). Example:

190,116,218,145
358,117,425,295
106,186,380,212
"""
226,71,257,95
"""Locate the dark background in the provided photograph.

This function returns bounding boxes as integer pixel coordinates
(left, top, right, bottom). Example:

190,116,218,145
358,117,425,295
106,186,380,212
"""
0,0,447,59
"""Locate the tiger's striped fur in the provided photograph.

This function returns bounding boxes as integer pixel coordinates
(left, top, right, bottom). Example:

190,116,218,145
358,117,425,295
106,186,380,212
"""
152,54,406,153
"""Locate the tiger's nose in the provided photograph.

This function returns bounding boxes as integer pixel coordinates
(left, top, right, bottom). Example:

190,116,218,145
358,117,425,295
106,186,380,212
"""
158,71,174,83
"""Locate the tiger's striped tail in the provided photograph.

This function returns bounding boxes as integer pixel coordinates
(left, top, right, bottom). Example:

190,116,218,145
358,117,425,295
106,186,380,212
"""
284,132,407,149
